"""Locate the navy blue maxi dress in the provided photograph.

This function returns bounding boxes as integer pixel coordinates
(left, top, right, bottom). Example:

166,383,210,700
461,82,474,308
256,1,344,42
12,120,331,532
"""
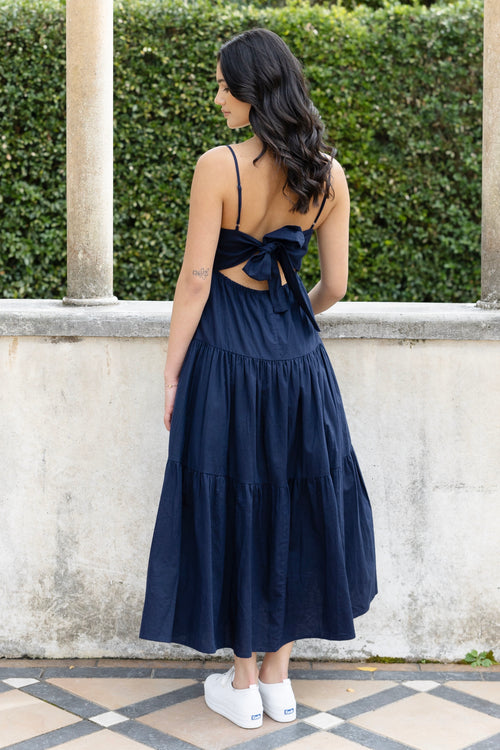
140,146,377,658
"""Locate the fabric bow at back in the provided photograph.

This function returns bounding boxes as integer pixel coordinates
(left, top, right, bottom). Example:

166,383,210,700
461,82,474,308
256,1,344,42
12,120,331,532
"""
215,225,320,331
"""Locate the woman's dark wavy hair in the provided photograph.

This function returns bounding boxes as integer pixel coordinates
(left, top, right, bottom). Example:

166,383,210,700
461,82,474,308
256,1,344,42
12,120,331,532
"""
218,28,333,214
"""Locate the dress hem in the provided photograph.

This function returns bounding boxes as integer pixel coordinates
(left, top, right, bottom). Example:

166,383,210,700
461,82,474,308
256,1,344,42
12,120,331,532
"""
138,600,376,658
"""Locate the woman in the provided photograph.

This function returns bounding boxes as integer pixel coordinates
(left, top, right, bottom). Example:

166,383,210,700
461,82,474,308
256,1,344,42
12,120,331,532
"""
140,28,377,730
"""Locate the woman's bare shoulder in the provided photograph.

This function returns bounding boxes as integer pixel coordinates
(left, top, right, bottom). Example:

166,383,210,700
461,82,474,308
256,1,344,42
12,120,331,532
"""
313,155,349,228
196,144,233,168
190,146,235,193
196,137,258,167
320,151,345,176
331,155,347,176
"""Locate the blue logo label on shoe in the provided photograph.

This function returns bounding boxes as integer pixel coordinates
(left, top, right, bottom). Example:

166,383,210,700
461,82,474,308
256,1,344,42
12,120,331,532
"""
284,708,294,715
251,713,261,721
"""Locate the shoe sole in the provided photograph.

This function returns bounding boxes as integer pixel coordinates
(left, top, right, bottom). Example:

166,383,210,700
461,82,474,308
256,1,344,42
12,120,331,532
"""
263,706,296,722
204,694,263,729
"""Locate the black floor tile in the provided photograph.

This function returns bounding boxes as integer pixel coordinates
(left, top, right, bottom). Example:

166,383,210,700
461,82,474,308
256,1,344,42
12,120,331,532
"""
464,732,500,749
400,670,483,682
120,682,204,718
331,685,415,720
154,666,223,680
0,667,43,679
332,722,415,750
3,720,100,750
231,721,316,749
289,669,374,681
21,681,108,719
42,667,154,679
430,684,500,719
113,719,199,749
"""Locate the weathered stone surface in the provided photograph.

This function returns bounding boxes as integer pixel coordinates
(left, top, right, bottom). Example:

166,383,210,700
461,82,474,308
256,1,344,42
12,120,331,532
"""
0,325,498,660
0,300,499,340
481,0,500,307
65,0,116,305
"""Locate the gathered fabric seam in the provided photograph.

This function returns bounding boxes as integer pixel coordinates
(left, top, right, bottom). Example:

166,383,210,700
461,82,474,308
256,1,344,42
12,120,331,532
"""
167,457,351,485
190,335,322,364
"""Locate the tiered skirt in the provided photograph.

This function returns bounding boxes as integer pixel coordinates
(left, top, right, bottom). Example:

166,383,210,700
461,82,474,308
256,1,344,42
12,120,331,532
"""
140,271,377,657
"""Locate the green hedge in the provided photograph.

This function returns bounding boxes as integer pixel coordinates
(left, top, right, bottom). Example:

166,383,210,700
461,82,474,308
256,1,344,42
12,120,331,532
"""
0,0,483,302
240,1,457,9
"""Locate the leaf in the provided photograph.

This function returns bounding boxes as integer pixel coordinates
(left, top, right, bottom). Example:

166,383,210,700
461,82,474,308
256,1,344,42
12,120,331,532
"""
465,650,479,661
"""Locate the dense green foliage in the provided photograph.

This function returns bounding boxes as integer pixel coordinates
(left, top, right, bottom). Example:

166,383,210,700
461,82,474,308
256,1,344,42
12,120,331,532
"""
247,1,457,9
0,0,482,301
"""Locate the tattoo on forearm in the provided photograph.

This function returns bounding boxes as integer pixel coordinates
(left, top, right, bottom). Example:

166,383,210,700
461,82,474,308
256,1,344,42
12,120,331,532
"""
192,267,209,280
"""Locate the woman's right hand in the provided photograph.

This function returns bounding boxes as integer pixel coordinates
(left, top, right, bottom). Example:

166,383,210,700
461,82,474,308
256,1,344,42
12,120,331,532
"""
164,383,178,431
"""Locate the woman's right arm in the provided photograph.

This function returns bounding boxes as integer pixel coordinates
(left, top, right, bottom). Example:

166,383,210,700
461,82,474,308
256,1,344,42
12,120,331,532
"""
308,158,350,314
163,148,226,430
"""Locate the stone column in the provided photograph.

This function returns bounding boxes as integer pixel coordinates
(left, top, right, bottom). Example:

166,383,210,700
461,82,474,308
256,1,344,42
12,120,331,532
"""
64,0,117,306
479,0,500,308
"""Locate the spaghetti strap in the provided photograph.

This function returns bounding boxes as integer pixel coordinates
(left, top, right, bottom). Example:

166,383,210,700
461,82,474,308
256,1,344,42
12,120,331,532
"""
310,192,328,230
226,145,242,231
309,147,337,230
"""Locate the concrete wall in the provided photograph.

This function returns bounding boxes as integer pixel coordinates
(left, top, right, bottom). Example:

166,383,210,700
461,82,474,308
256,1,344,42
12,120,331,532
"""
1,301,499,661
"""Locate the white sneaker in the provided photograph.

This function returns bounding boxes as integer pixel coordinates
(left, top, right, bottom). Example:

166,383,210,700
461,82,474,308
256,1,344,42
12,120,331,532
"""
204,667,263,729
258,677,296,722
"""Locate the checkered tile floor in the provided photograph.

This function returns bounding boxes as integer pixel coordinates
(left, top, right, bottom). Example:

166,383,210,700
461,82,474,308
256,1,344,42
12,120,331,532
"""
0,660,499,750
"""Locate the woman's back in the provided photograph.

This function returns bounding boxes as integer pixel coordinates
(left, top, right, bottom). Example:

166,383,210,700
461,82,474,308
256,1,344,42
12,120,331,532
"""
216,140,332,289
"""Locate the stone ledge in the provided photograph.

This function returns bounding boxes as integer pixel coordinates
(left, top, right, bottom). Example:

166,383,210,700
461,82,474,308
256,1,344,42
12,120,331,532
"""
0,299,499,340
317,302,500,340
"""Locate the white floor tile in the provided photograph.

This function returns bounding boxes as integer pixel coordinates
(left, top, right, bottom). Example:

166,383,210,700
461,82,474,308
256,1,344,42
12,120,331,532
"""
303,712,345,730
2,678,40,688
402,680,440,692
89,711,129,727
